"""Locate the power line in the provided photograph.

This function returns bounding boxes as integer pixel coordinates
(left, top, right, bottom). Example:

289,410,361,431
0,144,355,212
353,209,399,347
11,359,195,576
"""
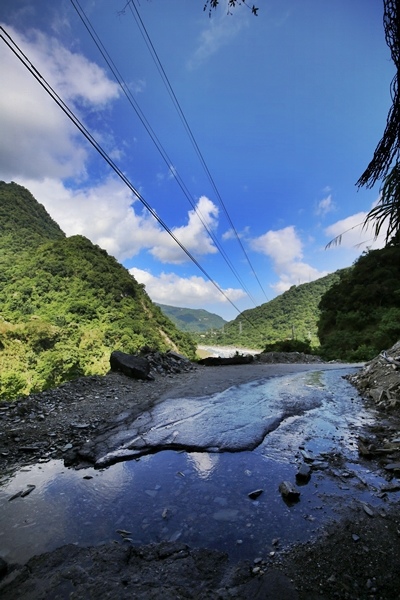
0,24,262,332
125,0,270,302
70,0,260,307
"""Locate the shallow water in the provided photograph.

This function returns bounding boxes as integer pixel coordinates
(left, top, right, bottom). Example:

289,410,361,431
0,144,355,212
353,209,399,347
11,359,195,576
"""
0,368,397,565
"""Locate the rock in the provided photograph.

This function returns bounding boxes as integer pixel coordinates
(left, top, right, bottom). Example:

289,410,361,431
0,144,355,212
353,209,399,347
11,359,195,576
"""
8,491,23,502
110,351,154,381
300,449,314,463
248,489,263,500
20,485,36,497
361,503,374,517
381,483,400,492
279,481,300,500
198,354,254,366
358,439,374,457
116,529,132,538
295,463,311,482
18,445,42,452
0,557,8,579
384,462,400,472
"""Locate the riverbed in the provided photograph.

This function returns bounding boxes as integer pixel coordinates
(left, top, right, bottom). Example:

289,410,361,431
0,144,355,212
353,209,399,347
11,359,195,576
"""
1,366,397,569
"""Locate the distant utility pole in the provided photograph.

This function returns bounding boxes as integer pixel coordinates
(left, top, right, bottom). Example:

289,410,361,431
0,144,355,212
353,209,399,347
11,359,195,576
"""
239,321,243,335
291,324,295,340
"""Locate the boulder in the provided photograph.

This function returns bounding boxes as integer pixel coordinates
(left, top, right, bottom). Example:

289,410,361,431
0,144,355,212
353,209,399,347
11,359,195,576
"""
110,351,154,380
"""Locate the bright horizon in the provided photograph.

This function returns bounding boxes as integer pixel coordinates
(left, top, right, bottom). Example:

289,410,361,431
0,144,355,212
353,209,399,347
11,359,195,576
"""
0,0,393,320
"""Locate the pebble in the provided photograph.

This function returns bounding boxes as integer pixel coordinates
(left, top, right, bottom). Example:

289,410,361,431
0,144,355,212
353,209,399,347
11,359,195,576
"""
248,489,263,500
362,503,374,517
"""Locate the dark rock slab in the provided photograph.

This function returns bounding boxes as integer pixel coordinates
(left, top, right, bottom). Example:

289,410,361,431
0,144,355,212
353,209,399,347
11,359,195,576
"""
110,351,154,380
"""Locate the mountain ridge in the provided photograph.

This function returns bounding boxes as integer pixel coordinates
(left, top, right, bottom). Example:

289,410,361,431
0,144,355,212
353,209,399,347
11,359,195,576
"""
202,271,347,349
0,181,196,399
156,303,226,333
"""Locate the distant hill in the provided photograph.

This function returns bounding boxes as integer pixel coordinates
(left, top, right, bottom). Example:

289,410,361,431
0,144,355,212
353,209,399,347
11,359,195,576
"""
0,181,196,399
201,271,346,350
156,304,226,333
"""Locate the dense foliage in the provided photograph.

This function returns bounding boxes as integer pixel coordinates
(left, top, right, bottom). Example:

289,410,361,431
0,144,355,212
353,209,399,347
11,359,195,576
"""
0,182,196,399
357,1,400,246
201,271,344,349
156,304,226,333
262,339,314,354
318,245,400,361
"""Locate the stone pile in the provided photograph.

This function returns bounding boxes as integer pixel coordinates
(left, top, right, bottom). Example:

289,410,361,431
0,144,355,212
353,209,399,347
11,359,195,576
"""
256,351,323,364
110,348,196,379
347,341,400,410
139,348,196,377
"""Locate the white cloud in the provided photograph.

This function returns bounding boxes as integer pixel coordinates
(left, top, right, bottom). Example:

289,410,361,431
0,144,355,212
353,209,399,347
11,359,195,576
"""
250,226,327,293
187,5,248,69
25,28,119,106
129,78,146,95
16,179,221,266
130,268,245,308
222,226,249,241
0,24,119,181
150,195,219,263
271,262,327,294
17,177,160,261
250,226,303,265
222,228,236,241
324,209,388,250
316,194,335,217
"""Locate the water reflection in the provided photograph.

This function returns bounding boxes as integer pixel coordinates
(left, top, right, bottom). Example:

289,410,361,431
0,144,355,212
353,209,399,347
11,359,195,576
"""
187,452,219,479
0,368,397,566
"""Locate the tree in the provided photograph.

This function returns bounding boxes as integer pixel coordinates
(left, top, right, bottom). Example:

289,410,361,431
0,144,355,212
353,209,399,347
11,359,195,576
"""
204,1,258,16
358,0,400,246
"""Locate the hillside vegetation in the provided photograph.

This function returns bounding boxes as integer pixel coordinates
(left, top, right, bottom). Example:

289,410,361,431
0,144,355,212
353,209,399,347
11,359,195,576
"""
318,244,400,361
201,271,345,350
156,304,226,333
0,182,196,399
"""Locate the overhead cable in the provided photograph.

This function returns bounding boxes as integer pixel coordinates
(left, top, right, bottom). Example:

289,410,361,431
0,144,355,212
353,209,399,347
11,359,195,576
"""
126,0,270,302
0,25,261,329
70,0,259,307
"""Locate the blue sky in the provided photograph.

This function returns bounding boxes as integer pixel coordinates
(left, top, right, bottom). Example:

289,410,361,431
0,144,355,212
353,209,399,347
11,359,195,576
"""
0,0,394,320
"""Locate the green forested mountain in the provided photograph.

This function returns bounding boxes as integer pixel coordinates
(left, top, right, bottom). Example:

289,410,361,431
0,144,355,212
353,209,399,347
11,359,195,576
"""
318,245,400,361
201,271,346,350
156,304,226,333
0,182,196,399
